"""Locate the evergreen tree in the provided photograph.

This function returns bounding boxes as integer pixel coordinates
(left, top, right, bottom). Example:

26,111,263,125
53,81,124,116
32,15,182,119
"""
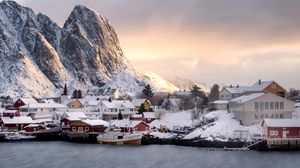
208,84,220,102
190,85,208,108
117,112,123,120
72,89,78,98
77,90,82,98
138,104,147,114
190,85,205,98
142,84,154,99
62,83,68,95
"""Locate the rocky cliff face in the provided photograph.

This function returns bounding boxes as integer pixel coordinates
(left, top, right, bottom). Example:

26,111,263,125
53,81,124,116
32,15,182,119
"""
0,1,178,97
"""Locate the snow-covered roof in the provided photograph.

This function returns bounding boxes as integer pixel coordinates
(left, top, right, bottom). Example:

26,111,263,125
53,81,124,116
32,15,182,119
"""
65,112,87,120
143,112,157,119
213,100,229,104
295,103,300,108
102,100,135,109
225,86,250,94
82,119,108,126
131,99,146,106
131,114,143,118
230,93,264,104
32,113,53,119
263,119,300,127
111,119,147,128
1,116,35,124
20,103,67,109
86,100,99,106
249,81,274,92
3,110,18,113
62,99,83,106
24,124,44,128
18,97,38,104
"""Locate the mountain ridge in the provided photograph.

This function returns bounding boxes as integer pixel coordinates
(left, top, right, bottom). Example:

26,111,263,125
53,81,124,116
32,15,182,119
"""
0,1,182,97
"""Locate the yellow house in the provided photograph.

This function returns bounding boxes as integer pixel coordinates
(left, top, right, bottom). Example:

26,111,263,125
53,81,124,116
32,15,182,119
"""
64,99,84,109
131,99,152,111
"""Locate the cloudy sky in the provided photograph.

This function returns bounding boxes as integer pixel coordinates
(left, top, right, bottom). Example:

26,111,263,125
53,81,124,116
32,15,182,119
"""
16,0,300,89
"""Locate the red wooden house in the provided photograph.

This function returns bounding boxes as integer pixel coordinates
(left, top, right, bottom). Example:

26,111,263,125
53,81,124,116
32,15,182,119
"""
11,97,38,110
69,120,108,133
262,119,300,139
0,116,36,130
111,120,150,133
23,124,45,132
262,119,300,148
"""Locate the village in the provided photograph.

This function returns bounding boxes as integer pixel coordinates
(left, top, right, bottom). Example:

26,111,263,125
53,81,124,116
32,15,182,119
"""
0,79,300,150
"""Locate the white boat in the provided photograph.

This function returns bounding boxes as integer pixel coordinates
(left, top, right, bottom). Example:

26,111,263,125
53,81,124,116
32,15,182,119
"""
97,127,143,145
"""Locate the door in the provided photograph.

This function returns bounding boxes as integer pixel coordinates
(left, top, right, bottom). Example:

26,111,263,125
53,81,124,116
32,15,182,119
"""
78,127,84,132
283,130,287,138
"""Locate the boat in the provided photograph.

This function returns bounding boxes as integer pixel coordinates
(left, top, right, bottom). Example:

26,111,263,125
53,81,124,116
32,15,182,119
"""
4,132,36,142
97,127,143,145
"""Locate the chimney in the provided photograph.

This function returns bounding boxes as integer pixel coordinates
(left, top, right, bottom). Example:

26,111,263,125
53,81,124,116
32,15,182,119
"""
230,84,233,88
237,84,239,88
258,79,261,85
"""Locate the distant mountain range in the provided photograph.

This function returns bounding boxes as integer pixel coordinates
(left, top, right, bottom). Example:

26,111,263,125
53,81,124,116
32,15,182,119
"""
0,1,208,98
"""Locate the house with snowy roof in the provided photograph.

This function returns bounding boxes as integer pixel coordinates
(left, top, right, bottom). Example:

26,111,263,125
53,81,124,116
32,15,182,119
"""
220,80,287,101
229,93,294,126
100,100,136,120
219,85,250,100
19,103,68,116
262,119,300,148
131,99,152,111
61,112,88,126
69,119,108,133
0,116,36,130
246,80,287,98
11,97,38,110
110,119,150,133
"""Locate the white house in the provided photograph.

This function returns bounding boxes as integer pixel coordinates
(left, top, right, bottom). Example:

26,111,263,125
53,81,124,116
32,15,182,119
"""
219,86,250,100
100,100,136,120
19,103,68,116
229,93,294,126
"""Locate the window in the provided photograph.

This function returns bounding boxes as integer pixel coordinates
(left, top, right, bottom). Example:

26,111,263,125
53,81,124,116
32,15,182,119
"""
275,114,279,119
265,114,269,118
279,102,284,110
255,102,259,110
280,114,284,118
255,114,259,120
265,102,269,110
270,130,278,136
275,102,279,110
270,102,274,110
270,114,274,118
260,102,264,110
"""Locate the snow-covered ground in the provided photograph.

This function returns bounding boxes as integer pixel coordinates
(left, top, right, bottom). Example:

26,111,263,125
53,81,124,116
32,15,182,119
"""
293,103,300,119
150,110,262,141
150,111,194,130
184,110,261,141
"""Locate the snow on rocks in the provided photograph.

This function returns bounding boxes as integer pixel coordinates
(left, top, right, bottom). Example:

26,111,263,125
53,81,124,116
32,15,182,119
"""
184,110,261,141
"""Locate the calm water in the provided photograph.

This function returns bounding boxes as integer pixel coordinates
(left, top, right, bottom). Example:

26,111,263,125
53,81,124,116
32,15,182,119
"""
0,142,300,168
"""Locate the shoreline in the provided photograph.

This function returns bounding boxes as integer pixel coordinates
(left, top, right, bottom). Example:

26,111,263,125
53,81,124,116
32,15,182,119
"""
2,131,300,151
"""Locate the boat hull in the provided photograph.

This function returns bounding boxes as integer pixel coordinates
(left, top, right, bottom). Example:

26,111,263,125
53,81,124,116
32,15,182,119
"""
97,138,142,145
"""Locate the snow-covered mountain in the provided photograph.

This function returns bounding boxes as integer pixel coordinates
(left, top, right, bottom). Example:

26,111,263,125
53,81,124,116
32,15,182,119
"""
0,1,178,97
166,77,210,93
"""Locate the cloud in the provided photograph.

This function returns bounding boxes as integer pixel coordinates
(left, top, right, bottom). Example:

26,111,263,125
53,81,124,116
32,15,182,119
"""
15,0,300,88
